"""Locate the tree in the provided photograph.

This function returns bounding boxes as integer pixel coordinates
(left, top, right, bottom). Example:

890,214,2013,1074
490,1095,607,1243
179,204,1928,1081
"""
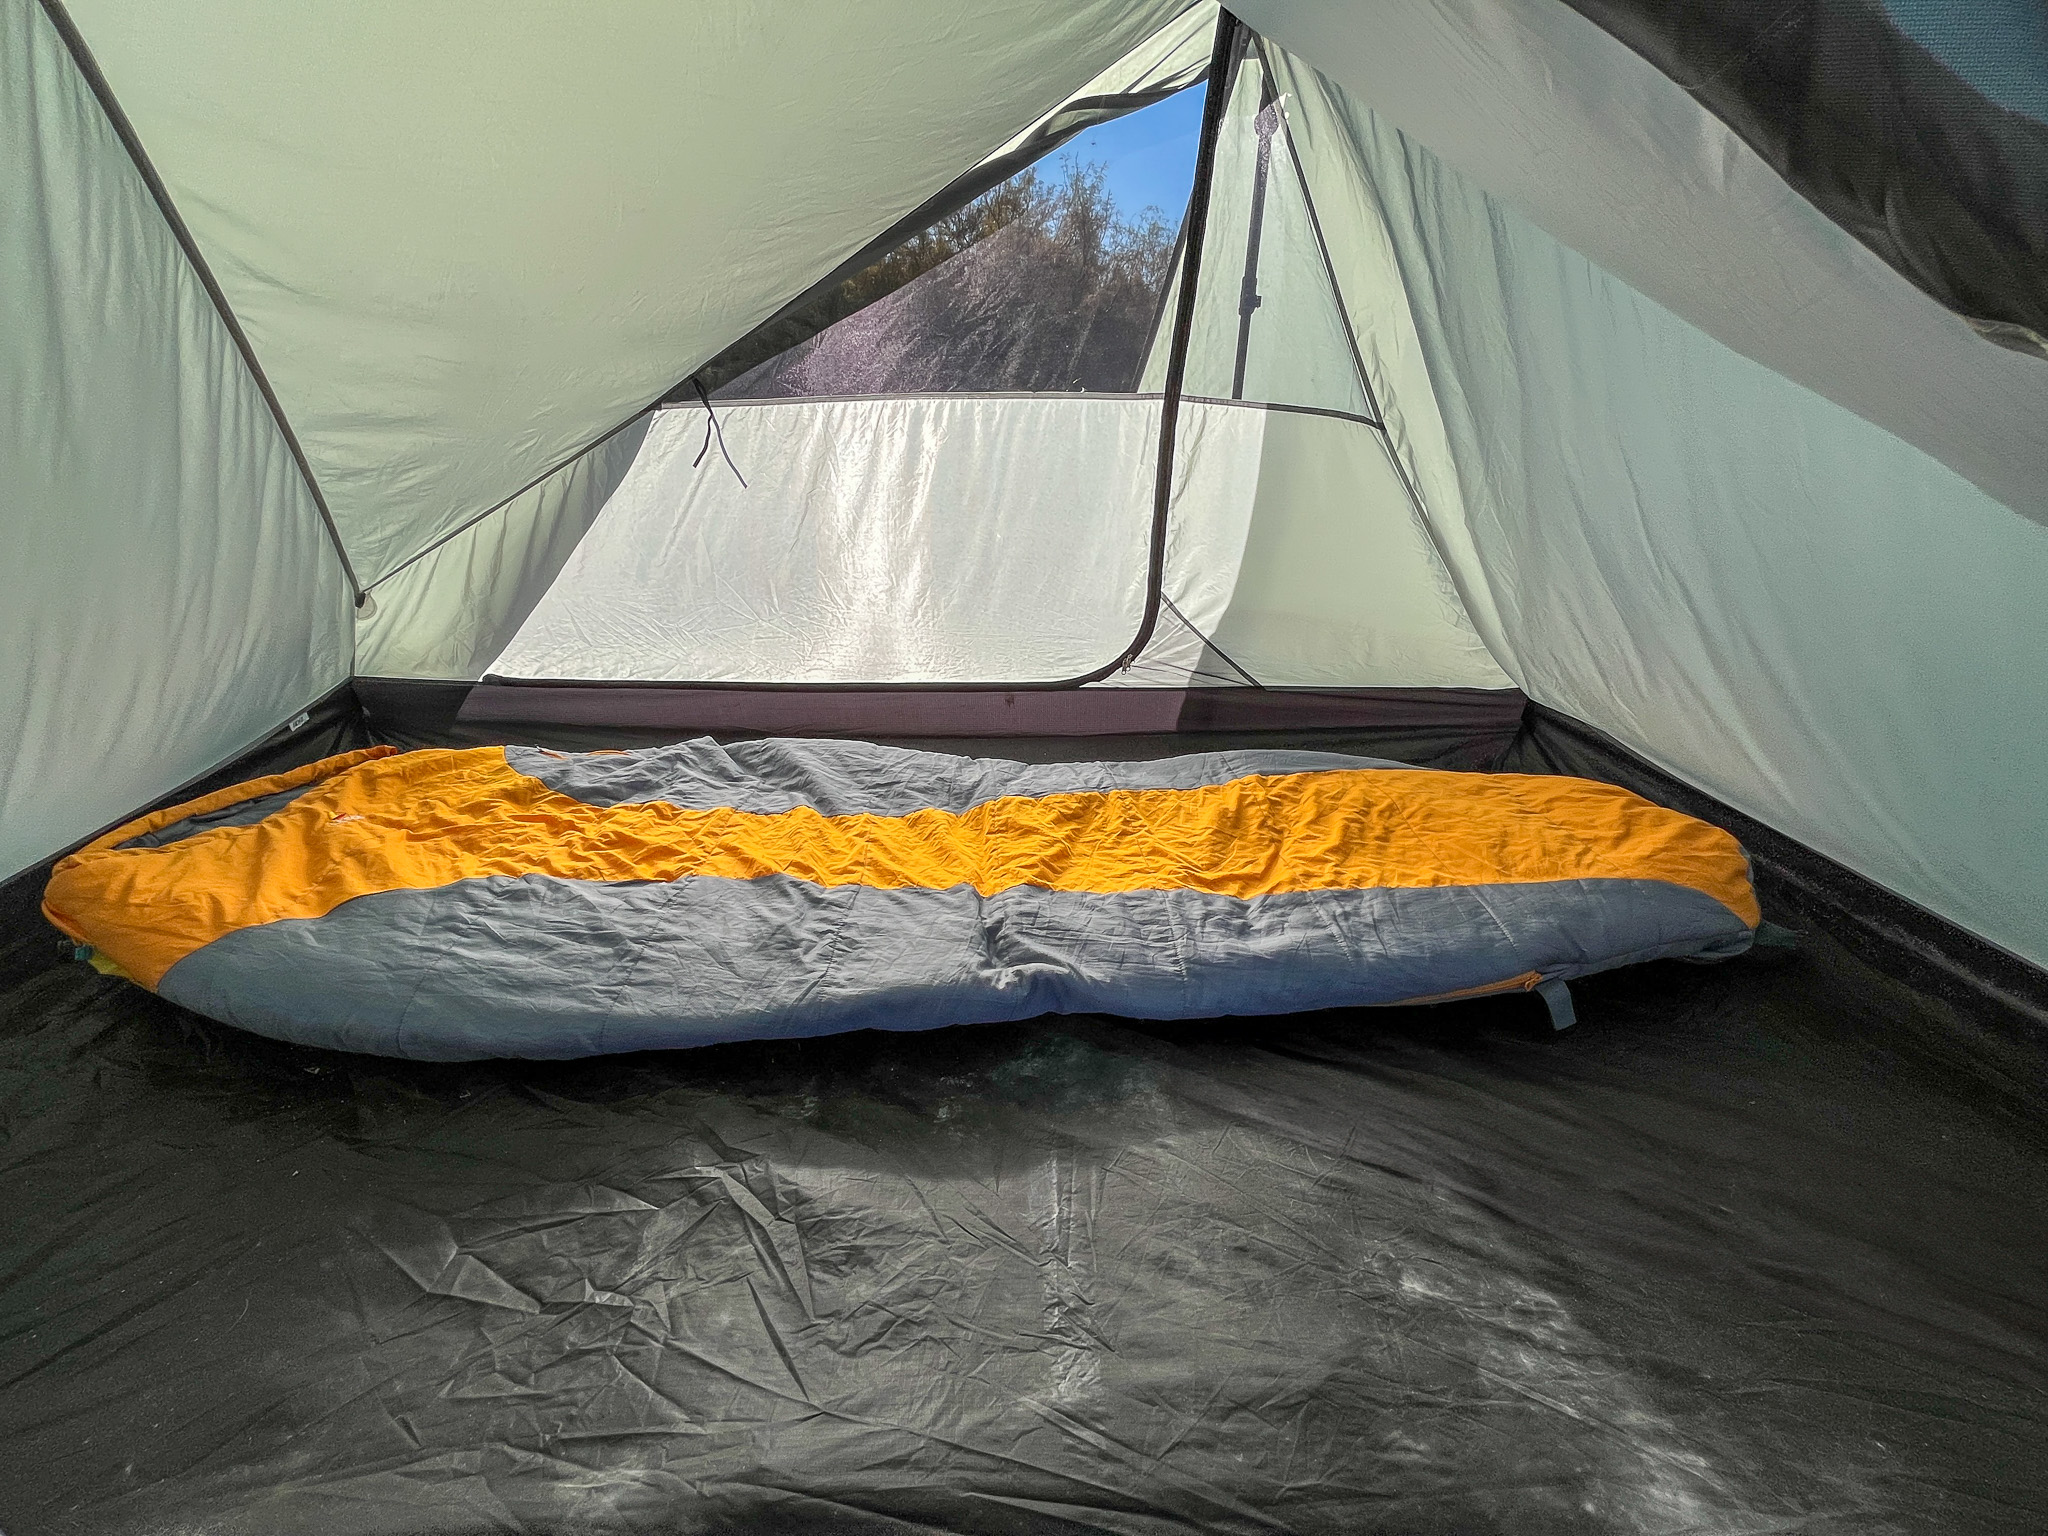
723,153,1180,398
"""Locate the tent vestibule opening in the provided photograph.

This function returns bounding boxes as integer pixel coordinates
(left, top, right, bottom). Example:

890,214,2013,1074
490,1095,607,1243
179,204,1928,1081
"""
472,21,1513,741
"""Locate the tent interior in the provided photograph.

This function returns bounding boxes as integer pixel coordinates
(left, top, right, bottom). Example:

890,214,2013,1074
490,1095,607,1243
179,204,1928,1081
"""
4,1,2047,1530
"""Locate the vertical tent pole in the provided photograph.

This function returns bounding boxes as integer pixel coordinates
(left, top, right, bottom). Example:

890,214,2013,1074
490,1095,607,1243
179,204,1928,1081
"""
1231,68,1281,400
1106,7,1242,677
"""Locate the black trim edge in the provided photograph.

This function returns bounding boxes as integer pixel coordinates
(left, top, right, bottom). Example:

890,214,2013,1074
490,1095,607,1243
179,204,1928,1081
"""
1099,9,1242,684
454,681,1525,738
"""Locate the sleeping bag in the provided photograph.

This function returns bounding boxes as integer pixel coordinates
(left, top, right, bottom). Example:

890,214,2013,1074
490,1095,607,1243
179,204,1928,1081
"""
43,739,1758,1059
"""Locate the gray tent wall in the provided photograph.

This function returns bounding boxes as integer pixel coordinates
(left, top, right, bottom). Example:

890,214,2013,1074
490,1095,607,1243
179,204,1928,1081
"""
0,0,351,882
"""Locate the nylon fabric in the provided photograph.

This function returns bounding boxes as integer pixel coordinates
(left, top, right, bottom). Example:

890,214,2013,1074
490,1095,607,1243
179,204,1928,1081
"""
56,0,1191,582
353,417,650,680
489,397,1509,690
978,2,1219,170
1141,45,1372,420
1198,409,1489,687
0,0,351,884
1261,40,2048,972
1233,0,2048,528
504,737,1405,815
490,397,1158,684
1121,401,1509,690
45,741,1757,1001
155,873,1737,1061
1560,0,2048,356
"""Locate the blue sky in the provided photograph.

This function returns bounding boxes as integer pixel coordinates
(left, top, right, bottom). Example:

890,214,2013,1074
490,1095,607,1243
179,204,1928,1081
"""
1880,1,2048,122
1061,83,1205,224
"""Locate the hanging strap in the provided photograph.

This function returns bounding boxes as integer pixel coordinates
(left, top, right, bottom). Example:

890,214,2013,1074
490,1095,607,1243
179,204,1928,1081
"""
691,378,748,486
1537,977,1577,1031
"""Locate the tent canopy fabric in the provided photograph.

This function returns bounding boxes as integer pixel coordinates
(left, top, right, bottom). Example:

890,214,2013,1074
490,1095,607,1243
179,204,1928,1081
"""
0,0,351,884
53,0,1193,584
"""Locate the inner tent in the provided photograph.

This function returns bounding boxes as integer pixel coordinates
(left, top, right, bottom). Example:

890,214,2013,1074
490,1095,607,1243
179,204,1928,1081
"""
379,27,1519,749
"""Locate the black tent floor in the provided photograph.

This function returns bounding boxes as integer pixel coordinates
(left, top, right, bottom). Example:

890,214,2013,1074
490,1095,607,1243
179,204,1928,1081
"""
3,918,2045,1535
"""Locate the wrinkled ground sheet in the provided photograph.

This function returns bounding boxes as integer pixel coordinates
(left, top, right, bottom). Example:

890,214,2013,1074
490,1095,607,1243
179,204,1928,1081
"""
2,923,2045,1534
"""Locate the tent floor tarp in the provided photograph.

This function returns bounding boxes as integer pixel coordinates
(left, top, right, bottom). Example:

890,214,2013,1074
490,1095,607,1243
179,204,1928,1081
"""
2,915,2045,1533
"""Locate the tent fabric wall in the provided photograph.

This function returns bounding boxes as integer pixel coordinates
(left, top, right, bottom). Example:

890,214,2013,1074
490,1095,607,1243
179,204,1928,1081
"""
1262,41,2048,970
354,418,650,682
1140,40,1371,423
977,2,1217,176
1124,402,1507,691
487,397,1508,692
57,0,1194,587
1195,408,1501,689
0,0,349,883
491,398,1160,685
1234,0,2048,530
1558,0,2048,357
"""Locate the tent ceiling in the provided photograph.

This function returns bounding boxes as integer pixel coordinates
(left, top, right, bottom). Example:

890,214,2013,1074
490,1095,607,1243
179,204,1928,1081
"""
57,0,1194,584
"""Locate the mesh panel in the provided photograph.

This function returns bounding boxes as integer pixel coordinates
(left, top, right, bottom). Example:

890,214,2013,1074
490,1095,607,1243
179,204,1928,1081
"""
720,91,1199,398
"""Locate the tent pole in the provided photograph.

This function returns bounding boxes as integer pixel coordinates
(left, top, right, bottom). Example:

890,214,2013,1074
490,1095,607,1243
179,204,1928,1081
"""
1230,68,1281,400
1101,6,1242,680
